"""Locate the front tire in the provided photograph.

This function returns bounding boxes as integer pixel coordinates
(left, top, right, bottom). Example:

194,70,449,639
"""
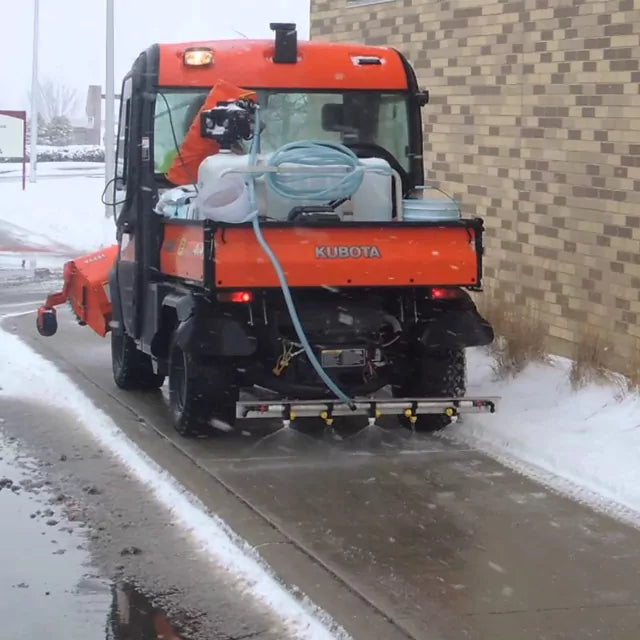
168,339,239,438
111,331,165,391
392,349,466,432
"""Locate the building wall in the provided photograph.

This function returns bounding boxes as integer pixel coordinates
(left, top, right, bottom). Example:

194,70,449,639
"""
310,0,640,372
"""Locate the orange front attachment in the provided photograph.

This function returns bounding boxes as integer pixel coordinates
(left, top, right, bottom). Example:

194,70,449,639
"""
212,225,479,289
64,245,118,337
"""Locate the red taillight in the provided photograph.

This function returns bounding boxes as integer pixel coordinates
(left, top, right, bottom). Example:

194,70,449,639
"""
430,287,461,300
218,291,253,303
233,291,252,303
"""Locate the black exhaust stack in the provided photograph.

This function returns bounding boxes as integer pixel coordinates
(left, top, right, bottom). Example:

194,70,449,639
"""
270,23,297,64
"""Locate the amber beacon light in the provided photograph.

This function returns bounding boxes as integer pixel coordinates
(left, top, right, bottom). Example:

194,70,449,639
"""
183,47,214,67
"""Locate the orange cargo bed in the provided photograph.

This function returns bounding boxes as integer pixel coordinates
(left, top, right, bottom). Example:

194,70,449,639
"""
160,219,484,289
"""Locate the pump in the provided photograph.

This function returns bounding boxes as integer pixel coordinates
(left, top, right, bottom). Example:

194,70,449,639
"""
199,99,258,151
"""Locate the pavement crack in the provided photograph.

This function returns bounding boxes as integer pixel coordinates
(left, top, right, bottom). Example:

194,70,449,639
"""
466,601,640,617
251,541,290,552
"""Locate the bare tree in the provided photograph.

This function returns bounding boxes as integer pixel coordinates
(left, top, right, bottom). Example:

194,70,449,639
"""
28,77,79,122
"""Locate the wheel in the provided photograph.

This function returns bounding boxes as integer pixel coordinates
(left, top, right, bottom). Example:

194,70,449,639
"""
392,349,466,432
168,339,239,438
111,331,165,390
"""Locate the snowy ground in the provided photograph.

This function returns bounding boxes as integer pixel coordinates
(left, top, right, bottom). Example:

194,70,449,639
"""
458,349,640,526
0,173,114,254
0,162,104,180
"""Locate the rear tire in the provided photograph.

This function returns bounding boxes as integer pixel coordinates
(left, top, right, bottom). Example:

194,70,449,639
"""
392,349,466,433
111,331,165,391
168,339,239,438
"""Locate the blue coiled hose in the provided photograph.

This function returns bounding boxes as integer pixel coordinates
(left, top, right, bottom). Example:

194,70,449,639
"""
264,140,365,203
244,111,358,407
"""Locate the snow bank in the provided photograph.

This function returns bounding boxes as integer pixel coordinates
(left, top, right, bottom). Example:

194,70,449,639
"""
0,319,348,640
0,162,104,178
452,347,640,526
0,176,114,253
0,144,105,163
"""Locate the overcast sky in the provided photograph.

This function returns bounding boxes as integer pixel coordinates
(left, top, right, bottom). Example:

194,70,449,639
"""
1,0,310,115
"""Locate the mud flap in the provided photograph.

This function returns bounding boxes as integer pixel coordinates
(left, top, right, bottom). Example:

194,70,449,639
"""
173,315,257,357
419,307,494,350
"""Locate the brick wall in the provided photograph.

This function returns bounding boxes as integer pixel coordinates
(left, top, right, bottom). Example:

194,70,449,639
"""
310,0,640,373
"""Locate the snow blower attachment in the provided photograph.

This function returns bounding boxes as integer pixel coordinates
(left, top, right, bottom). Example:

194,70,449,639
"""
36,245,117,338
35,26,499,436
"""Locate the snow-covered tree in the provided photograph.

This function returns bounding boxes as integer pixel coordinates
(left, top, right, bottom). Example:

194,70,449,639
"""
29,78,78,122
41,115,74,146
26,77,78,146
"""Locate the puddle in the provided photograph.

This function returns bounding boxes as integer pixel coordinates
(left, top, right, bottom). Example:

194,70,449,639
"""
108,582,189,639
0,434,189,639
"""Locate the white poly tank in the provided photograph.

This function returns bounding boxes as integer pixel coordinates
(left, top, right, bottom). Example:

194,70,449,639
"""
263,156,394,223
196,151,268,219
350,157,393,223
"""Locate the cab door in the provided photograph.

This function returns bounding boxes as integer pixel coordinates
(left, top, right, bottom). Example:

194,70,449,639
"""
112,76,139,337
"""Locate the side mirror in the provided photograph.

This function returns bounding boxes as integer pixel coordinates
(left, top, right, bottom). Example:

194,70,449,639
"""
413,90,430,107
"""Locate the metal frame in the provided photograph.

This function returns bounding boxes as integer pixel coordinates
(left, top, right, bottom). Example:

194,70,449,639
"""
237,396,499,423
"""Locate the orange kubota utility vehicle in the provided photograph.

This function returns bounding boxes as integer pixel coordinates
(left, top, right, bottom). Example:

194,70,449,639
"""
37,24,497,437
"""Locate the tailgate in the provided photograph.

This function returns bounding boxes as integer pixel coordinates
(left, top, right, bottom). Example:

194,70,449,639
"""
212,221,482,288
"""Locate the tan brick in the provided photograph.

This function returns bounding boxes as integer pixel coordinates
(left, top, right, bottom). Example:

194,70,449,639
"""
311,0,640,374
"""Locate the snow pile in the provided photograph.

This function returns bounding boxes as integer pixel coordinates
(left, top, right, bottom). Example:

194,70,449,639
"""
0,319,348,640
453,347,640,524
35,145,105,163
0,177,115,253
0,162,104,179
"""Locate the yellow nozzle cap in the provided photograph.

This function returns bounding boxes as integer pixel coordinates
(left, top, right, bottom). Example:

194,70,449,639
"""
404,409,413,418
320,411,328,420
445,408,455,417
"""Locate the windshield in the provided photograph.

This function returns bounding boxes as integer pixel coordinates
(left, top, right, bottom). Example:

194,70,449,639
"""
153,90,411,175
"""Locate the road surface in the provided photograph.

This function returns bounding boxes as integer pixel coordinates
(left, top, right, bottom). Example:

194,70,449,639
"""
3,287,640,639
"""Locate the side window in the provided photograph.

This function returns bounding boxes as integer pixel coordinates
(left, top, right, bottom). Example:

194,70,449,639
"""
257,92,342,153
115,78,133,187
377,94,410,171
153,91,208,174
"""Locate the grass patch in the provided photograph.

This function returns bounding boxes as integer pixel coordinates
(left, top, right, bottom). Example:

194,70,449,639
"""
624,339,640,393
477,291,548,379
569,328,610,391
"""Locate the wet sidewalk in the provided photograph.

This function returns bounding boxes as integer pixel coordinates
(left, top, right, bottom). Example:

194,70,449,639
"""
0,438,110,638
1,434,196,640
0,398,292,640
